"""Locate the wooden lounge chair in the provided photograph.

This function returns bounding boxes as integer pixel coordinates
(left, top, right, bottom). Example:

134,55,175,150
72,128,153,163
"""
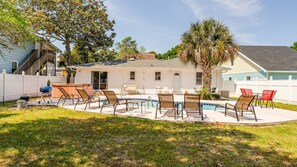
74,89,101,111
183,93,203,120
100,90,128,115
259,90,276,109
57,87,78,106
155,94,178,119
225,95,257,122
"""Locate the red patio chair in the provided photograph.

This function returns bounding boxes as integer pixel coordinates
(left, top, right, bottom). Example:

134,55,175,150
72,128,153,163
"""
240,88,247,95
245,89,253,96
245,89,260,105
259,90,276,109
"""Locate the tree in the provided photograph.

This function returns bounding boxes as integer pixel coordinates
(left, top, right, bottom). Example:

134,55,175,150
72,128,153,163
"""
0,0,34,56
290,42,297,51
115,37,139,59
69,44,117,65
157,45,178,60
177,18,238,93
23,0,115,66
138,46,146,53
94,49,117,61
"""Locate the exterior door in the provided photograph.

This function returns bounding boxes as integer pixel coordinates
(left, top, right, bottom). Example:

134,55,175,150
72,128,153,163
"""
92,71,108,90
173,73,181,90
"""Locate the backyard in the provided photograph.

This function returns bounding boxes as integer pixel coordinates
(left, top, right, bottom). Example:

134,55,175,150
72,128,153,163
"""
1,102,297,166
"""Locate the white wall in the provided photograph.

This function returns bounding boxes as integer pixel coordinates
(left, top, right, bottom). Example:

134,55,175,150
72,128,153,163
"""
75,67,223,94
0,72,66,102
222,53,263,74
222,77,297,103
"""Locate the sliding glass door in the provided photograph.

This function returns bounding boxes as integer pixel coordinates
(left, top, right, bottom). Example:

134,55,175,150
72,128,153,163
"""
91,71,108,90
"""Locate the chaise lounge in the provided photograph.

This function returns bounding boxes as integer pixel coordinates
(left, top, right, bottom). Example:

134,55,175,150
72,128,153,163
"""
225,95,257,122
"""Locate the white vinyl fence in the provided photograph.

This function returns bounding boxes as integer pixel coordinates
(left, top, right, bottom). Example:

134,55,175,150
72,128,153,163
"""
222,76,297,103
0,71,66,102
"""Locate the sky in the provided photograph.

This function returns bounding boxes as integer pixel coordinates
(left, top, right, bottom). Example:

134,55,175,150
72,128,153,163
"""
54,0,297,54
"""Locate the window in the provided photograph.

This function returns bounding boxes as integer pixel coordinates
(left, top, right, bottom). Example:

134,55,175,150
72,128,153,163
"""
196,72,202,84
155,72,161,81
246,76,251,81
130,71,135,80
11,61,18,73
228,77,232,81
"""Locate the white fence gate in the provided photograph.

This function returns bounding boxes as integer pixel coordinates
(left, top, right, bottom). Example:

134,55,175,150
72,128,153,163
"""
222,76,297,103
0,71,66,102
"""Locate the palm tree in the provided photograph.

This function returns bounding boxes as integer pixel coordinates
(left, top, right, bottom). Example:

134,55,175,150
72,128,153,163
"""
178,18,238,93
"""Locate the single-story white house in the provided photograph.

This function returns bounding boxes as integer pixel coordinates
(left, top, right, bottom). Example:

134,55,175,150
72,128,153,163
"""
70,58,229,94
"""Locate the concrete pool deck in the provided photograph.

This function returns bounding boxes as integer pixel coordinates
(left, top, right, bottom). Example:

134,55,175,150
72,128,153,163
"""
32,95,297,126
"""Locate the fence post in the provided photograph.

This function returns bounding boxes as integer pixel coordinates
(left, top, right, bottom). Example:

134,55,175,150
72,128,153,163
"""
36,72,39,97
288,75,292,103
2,70,6,103
255,77,258,93
269,76,273,90
22,71,25,96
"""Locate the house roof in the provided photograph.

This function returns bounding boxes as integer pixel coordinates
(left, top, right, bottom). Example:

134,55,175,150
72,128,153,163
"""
239,46,297,71
69,58,230,71
70,58,194,69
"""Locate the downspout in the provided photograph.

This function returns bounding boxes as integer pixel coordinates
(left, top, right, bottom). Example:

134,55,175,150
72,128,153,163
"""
39,41,42,75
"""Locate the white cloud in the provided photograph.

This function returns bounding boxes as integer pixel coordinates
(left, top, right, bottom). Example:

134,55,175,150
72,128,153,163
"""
212,0,262,17
179,0,262,44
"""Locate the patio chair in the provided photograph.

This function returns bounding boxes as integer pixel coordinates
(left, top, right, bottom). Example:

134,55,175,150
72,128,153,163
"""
74,89,101,111
183,93,203,120
225,95,257,122
245,88,259,105
100,90,128,115
259,90,276,109
155,94,178,119
57,87,78,106
240,88,247,95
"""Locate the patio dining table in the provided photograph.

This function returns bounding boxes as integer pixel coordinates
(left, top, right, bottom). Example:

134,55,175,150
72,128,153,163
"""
117,97,185,115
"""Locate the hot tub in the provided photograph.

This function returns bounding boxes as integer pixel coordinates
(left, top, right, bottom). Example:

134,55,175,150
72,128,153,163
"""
51,83,92,98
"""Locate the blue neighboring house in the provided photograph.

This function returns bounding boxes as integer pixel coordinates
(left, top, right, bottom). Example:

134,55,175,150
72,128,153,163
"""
222,46,297,81
0,40,61,76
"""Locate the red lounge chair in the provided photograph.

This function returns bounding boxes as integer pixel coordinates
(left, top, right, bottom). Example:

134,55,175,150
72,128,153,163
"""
240,88,247,95
245,89,260,105
245,89,253,96
259,90,276,109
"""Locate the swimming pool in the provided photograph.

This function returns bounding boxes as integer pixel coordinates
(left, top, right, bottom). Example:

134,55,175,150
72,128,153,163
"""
102,98,224,111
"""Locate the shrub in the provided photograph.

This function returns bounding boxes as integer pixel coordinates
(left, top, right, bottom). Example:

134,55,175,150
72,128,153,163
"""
211,93,221,100
198,87,221,100
198,87,212,100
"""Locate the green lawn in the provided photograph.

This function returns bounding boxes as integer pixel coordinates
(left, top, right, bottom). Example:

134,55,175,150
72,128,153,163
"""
1,103,297,166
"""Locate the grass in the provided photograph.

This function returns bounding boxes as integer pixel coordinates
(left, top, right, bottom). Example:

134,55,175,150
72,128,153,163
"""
0,103,297,166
